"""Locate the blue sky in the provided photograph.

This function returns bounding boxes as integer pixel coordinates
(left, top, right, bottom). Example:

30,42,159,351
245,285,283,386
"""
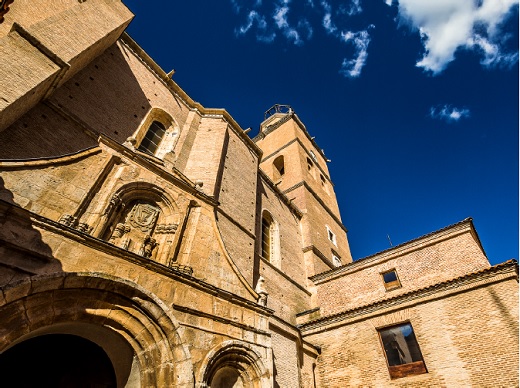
123,0,518,265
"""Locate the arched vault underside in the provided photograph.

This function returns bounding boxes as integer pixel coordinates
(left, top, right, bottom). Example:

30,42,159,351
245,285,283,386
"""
0,272,194,387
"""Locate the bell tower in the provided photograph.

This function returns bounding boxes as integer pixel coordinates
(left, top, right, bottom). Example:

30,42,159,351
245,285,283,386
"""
253,104,353,279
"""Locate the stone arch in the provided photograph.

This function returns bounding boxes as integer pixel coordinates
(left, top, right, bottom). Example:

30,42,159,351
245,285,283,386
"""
197,340,271,388
0,272,194,387
132,107,181,159
99,182,182,264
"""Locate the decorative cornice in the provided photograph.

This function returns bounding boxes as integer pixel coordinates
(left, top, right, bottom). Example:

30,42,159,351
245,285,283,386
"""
258,169,303,219
300,260,518,332
284,181,347,233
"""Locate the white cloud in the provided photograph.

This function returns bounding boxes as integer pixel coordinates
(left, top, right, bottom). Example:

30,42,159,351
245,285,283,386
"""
430,105,470,122
389,0,519,74
339,28,373,78
235,10,276,43
340,0,363,16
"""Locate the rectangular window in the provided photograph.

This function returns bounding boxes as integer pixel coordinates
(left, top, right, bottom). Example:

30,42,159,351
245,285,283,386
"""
381,269,401,291
326,226,337,246
378,323,427,379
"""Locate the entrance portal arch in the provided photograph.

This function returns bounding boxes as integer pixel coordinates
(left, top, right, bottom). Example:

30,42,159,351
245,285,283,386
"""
0,272,194,387
0,334,117,387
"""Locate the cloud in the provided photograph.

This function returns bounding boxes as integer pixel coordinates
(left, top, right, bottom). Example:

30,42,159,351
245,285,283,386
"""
389,0,519,74
339,0,363,16
231,0,374,77
339,28,373,78
430,105,471,122
235,10,276,43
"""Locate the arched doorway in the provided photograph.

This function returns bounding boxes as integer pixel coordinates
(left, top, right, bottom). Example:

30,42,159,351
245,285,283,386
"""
0,334,116,387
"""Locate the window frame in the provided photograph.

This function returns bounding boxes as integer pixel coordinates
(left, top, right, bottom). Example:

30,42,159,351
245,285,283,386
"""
381,269,402,291
377,322,428,379
326,225,337,246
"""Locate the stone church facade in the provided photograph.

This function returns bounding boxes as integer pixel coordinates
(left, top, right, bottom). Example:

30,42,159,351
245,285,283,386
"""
0,1,517,387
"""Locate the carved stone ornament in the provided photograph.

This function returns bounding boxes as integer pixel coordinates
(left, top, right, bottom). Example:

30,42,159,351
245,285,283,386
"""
59,214,76,227
0,0,14,24
128,203,160,232
104,193,122,215
155,223,178,234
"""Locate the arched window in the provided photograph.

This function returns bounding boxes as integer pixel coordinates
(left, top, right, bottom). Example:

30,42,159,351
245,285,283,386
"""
138,121,166,156
261,211,280,268
273,155,285,181
261,215,272,261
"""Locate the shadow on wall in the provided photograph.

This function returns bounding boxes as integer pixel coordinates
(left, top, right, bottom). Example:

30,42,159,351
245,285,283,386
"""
0,41,154,159
0,176,121,387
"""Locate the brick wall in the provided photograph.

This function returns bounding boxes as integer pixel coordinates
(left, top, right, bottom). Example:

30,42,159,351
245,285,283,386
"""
305,274,518,387
314,222,490,316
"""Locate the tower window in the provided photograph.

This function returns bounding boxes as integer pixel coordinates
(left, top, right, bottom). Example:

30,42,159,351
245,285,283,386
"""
273,155,285,181
381,269,401,291
378,323,427,379
261,216,271,261
326,226,337,246
138,121,166,155
306,157,313,171
332,252,341,267
261,211,281,268
309,150,317,162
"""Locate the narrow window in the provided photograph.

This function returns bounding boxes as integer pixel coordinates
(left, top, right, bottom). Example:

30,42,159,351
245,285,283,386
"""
138,121,166,155
381,269,401,291
261,216,271,261
378,323,427,379
326,226,337,246
306,157,313,171
320,174,326,186
332,252,341,267
273,155,285,181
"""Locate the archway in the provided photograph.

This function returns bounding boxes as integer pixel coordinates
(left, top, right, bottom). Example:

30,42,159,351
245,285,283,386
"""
0,272,194,387
0,334,117,387
199,341,271,388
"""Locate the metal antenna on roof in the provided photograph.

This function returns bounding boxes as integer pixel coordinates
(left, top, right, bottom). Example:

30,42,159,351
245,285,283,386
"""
387,234,393,247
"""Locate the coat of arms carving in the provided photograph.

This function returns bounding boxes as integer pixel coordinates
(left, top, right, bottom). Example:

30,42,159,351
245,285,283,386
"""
128,203,160,232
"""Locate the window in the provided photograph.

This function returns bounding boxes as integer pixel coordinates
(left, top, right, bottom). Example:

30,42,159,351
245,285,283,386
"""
332,252,341,267
261,216,271,261
378,323,427,379
261,211,281,268
381,269,401,291
138,121,166,155
273,155,285,181
306,157,313,171
326,226,337,246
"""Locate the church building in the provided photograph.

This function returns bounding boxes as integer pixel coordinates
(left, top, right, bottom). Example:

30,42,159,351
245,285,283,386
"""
0,1,517,387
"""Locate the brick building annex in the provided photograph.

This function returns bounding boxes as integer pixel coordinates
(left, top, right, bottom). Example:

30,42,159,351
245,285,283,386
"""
0,1,518,387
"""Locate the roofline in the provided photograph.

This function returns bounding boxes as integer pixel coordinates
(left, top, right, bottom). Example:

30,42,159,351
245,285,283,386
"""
120,33,263,158
300,259,518,331
310,218,485,283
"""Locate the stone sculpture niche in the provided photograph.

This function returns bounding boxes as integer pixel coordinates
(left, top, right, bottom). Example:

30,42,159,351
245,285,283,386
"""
108,200,160,258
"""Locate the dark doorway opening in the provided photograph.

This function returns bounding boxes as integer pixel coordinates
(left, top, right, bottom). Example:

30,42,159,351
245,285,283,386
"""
0,334,117,388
